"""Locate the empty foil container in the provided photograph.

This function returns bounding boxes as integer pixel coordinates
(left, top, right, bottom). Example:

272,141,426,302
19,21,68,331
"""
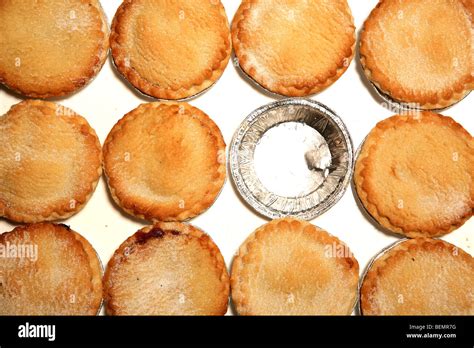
230,98,354,220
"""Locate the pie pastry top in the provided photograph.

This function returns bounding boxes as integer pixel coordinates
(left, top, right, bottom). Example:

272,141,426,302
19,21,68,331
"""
0,100,102,223
231,218,359,315
360,238,474,315
231,0,356,97
103,102,226,222
360,0,474,109
462,0,474,19
0,223,103,315
103,222,229,315
110,0,231,100
0,0,109,99
354,112,474,238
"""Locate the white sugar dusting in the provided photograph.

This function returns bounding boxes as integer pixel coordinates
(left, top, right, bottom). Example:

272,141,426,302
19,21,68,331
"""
253,122,332,198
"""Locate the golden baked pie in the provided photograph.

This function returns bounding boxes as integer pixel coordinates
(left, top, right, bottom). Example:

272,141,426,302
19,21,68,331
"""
232,0,356,97
0,223,103,315
103,222,229,315
103,102,226,222
360,238,474,315
0,0,109,98
0,100,102,223
360,0,474,109
354,112,473,238
231,218,359,315
110,0,231,100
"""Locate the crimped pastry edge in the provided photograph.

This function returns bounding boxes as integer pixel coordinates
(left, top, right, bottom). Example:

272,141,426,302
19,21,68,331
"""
110,0,232,100
0,223,103,315
359,238,474,315
0,0,110,99
230,217,360,315
231,0,356,97
354,112,474,238
0,100,103,223
359,0,474,110
102,102,226,222
103,221,230,315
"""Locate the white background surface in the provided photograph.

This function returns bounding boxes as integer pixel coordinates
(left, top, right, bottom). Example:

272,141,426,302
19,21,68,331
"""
0,0,472,314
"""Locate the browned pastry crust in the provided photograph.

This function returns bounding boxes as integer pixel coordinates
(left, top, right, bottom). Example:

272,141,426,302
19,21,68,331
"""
462,0,474,18
0,100,102,223
231,218,359,315
110,0,231,100
0,223,103,315
0,0,109,98
231,0,356,97
360,238,474,315
360,0,474,109
354,112,473,238
103,102,226,222
103,222,229,315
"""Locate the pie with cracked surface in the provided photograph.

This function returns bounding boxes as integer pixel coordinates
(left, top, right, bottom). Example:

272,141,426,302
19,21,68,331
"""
231,218,359,315
110,0,231,100
0,223,103,315
103,222,229,315
0,0,109,98
354,112,474,238
360,238,474,315
0,100,102,223
231,0,356,97
103,102,226,222
360,0,474,109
